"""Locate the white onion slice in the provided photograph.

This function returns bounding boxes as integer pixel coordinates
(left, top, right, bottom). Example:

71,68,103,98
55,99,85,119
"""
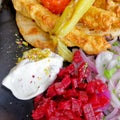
95,51,113,81
105,108,118,120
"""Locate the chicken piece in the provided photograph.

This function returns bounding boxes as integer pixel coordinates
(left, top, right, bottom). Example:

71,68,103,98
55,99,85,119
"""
65,27,111,55
94,0,120,17
93,0,111,9
80,6,116,31
113,0,120,2
12,0,59,32
16,12,56,51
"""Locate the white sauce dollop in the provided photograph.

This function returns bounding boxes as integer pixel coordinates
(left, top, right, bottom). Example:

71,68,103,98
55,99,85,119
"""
2,50,63,100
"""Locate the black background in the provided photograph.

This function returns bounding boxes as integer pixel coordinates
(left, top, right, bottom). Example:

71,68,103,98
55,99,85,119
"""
0,0,33,120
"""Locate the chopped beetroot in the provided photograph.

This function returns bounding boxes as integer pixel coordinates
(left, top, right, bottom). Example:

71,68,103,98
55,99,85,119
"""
46,84,57,98
63,88,78,99
64,63,75,75
71,77,78,88
57,68,66,78
71,98,82,116
89,94,101,110
73,50,83,63
98,94,110,107
32,50,110,120
58,100,71,110
61,75,71,88
63,110,76,119
96,82,108,94
46,100,57,118
33,94,43,108
78,82,87,90
49,115,68,120
57,63,75,78
49,110,65,120
54,82,65,95
32,98,50,119
95,112,104,120
78,91,88,104
86,81,96,94
83,104,96,120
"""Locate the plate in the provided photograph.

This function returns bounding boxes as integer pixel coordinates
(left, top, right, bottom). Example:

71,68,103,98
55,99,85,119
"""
0,0,33,120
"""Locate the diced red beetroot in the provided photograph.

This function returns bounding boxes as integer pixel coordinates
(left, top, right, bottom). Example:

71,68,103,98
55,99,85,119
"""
89,94,101,110
63,88,78,99
83,104,94,114
46,100,57,118
32,108,45,120
82,104,96,120
98,94,110,107
52,110,64,118
61,75,71,88
48,110,68,120
86,81,96,94
85,115,96,120
71,98,82,115
63,110,75,119
78,91,88,104
95,112,104,120
46,84,57,98
78,83,87,90
73,50,83,63
96,83,108,94
57,64,75,78
64,110,83,120
71,77,78,88
33,94,43,108
94,79,103,85
65,63,75,74
58,100,71,110
57,68,66,78
49,115,68,120
55,82,65,95
32,98,50,120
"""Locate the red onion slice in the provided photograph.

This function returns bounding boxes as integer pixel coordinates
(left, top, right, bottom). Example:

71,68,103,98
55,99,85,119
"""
79,49,97,73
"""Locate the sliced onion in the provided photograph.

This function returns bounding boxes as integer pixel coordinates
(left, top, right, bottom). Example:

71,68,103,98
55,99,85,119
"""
108,36,118,45
79,49,97,73
105,108,118,120
115,80,120,94
107,60,118,70
95,51,113,77
110,70,120,87
109,37,120,55
95,74,107,83
110,91,120,108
